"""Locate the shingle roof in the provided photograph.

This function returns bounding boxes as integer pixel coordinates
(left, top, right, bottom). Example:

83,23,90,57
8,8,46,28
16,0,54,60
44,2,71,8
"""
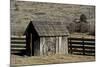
30,21,69,36
11,20,69,36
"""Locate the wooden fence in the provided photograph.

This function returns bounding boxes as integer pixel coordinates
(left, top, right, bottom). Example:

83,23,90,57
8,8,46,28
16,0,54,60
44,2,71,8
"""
68,37,95,56
11,36,95,56
11,36,26,55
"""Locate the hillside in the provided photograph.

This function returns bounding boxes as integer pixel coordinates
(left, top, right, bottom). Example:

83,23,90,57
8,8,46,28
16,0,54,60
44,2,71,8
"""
11,0,95,36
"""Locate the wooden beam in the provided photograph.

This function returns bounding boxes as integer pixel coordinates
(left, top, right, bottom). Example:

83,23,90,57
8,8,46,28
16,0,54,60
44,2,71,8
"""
56,37,59,54
30,33,32,56
58,37,62,54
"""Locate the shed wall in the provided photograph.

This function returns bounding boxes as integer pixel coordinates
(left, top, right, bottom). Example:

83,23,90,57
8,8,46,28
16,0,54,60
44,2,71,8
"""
40,37,56,56
40,36,68,56
61,37,68,54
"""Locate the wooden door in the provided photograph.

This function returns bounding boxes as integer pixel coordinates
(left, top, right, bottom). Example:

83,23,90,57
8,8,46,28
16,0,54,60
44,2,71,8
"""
26,33,34,56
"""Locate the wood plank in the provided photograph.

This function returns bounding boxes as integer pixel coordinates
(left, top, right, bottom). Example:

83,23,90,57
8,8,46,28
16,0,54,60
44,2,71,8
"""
11,46,26,48
68,37,95,56
11,48,26,50
56,37,59,54
68,38,95,41
11,36,25,40
11,35,26,38
11,40,26,42
58,37,62,54
11,44,26,46
71,52,95,56
40,37,43,56
68,45,95,49
11,51,21,54
72,50,95,53
69,41,95,45
11,41,26,44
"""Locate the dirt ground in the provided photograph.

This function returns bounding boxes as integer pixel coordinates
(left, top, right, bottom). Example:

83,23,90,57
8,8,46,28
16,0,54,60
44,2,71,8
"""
10,54,95,66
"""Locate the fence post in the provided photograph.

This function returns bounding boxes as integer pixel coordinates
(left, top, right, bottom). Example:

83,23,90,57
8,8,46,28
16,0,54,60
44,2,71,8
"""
70,38,72,54
82,37,85,55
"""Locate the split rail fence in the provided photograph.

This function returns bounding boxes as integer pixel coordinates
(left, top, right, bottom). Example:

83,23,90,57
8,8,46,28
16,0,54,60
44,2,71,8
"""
11,36,26,55
11,36,95,56
68,37,95,56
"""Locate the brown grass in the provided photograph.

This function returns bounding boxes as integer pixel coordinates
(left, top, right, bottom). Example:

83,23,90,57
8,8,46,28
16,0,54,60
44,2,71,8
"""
69,32,95,39
11,54,95,66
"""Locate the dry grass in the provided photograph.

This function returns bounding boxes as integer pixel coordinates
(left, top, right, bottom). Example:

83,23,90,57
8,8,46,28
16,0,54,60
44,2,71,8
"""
10,33,95,66
69,32,95,39
11,54,95,66
11,1,94,25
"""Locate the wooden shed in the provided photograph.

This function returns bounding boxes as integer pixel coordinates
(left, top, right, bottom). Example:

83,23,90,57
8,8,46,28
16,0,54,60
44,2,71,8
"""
24,21,69,56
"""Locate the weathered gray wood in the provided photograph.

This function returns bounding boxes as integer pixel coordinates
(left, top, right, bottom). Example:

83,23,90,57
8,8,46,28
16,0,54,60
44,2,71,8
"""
11,51,22,54
11,35,69,56
11,44,26,46
40,36,68,55
63,37,68,54
11,40,26,42
68,37,95,56
11,35,26,38
11,48,26,50
46,37,56,55
40,37,46,56
56,37,59,54
11,36,26,55
40,37,43,56
58,37,62,54
43,37,46,55
68,38,95,41
40,37,57,56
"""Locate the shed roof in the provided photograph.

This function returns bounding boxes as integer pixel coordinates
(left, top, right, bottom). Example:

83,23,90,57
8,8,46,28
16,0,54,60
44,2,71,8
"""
25,21,69,36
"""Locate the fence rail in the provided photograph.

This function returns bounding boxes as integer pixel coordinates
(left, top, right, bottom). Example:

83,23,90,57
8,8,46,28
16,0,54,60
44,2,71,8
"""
11,36,26,55
11,36,95,56
68,37,95,56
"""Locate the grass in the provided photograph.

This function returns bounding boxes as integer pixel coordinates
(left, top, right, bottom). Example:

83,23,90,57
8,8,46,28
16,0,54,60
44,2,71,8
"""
11,54,95,66
11,1,95,26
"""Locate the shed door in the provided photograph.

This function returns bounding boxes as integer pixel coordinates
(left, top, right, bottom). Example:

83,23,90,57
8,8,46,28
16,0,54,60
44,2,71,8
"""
31,33,40,56
30,33,34,56
26,33,35,56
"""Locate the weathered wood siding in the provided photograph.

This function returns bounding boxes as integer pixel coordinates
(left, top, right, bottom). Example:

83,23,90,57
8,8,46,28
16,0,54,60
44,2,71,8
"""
56,37,59,54
57,37,68,54
58,37,62,54
40,37,56,56
40,36,68,55
61,37,68,54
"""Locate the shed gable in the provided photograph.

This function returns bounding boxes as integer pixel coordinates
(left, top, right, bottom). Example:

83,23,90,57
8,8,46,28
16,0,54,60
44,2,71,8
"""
29,21,69,36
